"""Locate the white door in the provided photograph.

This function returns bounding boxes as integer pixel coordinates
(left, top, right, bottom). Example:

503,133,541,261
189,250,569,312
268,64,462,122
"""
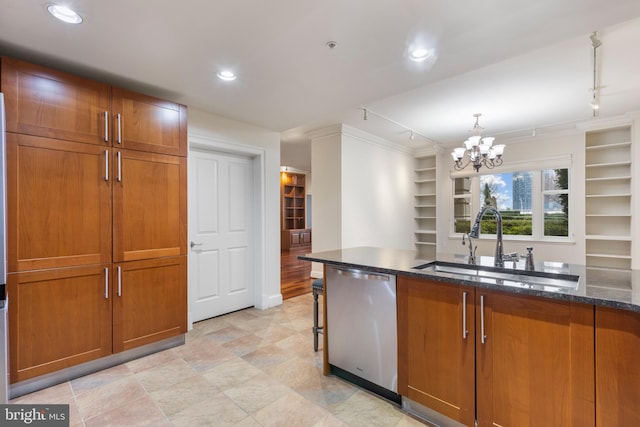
189,149,254,324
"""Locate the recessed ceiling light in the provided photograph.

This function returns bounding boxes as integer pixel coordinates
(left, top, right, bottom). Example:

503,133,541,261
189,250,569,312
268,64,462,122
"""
409,47,434,62
47,4,83,24
217,71,237,81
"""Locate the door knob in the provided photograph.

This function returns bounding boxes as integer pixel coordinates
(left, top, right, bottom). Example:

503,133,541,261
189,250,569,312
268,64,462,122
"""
190,241,203,248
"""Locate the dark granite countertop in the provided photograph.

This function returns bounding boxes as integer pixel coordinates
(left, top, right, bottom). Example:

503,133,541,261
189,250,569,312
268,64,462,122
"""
299,247,640,313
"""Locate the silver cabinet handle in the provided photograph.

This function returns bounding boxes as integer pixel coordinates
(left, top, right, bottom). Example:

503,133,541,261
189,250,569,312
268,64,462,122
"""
116,113,122,144
117,266,122,297
190,241,203,248
117,151,122,182
480,295,487,344
462,291,469,339
104,150,109,181
104,111,109,142
104,267,109,299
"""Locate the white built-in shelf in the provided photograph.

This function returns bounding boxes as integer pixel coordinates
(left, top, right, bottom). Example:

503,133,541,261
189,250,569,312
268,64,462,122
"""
586,176,631,182
415,216,437,219
585,235,632,241
585,141,632,151
586,253,632,259
586,214,631,217
415,204,437,208
415,193,436,197
415,167,436,173
585,161,632,169
414,179,436,184
415,241,437,246
585,193,631,198
415,230,437,234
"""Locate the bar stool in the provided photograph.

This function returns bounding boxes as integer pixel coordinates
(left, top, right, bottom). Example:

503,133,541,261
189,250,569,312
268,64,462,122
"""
312,278,324,352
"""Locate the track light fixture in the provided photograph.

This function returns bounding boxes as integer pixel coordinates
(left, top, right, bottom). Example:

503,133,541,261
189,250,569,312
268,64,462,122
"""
590,31,602,117
359,106,437,144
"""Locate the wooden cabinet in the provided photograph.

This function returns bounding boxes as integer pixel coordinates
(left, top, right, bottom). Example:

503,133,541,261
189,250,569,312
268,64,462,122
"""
398,277,595,427
6,133,112,271
2,56,188,383
7,266,112,383
112,88,187,156
397,277,475,426
476,289,594,427
113,149,187,262
595,306,640,426
1,57,112,145
113,256,187,353
280,171,310,249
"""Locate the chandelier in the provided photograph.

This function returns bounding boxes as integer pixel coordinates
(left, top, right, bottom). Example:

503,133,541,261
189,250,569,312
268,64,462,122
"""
451,113,505,172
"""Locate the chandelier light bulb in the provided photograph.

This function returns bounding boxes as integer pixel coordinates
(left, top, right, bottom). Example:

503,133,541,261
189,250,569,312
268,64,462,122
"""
451,114,504,172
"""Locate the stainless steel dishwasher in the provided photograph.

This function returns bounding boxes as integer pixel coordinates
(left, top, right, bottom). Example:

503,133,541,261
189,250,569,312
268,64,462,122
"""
326,265,398,402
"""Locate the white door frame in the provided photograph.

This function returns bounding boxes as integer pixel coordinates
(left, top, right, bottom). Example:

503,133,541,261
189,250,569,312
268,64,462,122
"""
188,135,267,329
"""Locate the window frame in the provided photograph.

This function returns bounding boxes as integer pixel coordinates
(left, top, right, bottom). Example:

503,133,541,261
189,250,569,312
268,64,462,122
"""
449,156,573,243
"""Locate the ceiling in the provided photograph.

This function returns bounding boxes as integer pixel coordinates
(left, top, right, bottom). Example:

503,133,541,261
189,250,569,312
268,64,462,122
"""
2,0,640,168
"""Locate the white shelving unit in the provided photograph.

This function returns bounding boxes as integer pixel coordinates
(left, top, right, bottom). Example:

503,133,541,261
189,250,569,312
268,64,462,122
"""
415,155,437,259
584,126,633,273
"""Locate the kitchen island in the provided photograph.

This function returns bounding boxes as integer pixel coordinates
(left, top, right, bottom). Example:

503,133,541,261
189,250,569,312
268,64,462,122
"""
300,247,640,427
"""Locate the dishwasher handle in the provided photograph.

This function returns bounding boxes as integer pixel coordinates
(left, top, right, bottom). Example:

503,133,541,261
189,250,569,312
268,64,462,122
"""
335,268,390,282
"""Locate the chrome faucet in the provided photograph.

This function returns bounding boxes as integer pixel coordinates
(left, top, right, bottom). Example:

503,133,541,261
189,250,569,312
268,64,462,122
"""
469,206,505,268
462,233,477,264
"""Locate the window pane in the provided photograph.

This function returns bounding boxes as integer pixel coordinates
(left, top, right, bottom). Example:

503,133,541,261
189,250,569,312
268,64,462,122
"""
479,172,532,236
454,198,471,233
544,194,569,236
543,168,568,191
454,177,471,195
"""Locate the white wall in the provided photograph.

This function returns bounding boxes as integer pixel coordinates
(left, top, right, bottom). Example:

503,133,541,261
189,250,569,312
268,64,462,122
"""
437,129,586,265
188,108,282,309
341,130,414,250
309,125,414,277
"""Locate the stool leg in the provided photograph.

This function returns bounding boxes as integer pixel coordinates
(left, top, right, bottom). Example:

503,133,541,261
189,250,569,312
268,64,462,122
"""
313,291,319,352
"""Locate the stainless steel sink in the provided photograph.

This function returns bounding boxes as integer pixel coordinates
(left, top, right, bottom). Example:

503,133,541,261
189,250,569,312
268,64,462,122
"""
413,261,580,290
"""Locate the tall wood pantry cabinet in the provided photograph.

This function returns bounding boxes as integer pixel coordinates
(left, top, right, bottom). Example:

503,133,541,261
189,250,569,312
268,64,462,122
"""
1,57,188,383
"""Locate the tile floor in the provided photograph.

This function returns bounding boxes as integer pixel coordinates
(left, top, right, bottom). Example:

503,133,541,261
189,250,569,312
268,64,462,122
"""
10,293,432,427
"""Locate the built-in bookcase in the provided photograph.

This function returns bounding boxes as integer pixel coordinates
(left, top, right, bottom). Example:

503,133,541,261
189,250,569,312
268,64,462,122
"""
415,154,437,259
584,126,633,275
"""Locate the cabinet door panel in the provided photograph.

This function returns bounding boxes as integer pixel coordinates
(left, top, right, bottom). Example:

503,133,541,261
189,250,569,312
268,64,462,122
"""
596,307,640,426
397,277,475,426
1,57,111,145
112,88,186,156
8,266,112,383
6,133,112,271
476,290,594,427
113,149,187,262
113,256,187,352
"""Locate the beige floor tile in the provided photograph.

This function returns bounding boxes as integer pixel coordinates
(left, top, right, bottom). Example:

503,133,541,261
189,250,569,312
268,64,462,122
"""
134,358,197,393
396,414,436,427
150,374,219,416
264,356,324,389
232,416,262,427
83,395,169,427
193,315,232,335
241,343,295,369
125,348,178,374
169,392,248,427
221,333,265,356
223,373,291,413
253,323,298,344
181,337,238,372
70,364,132,395
10,381,74,404
205,324,253,344
333,390,405,427
75,376,148,420
202,358,262,391
254,391,331,426
312,413,351,427
295,374,359,411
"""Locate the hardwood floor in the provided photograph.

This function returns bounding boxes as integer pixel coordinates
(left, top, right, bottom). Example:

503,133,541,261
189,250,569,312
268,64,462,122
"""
281,247,314,300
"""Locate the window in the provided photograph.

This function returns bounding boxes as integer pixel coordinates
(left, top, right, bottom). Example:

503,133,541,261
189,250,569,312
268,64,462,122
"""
451,167,570,240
